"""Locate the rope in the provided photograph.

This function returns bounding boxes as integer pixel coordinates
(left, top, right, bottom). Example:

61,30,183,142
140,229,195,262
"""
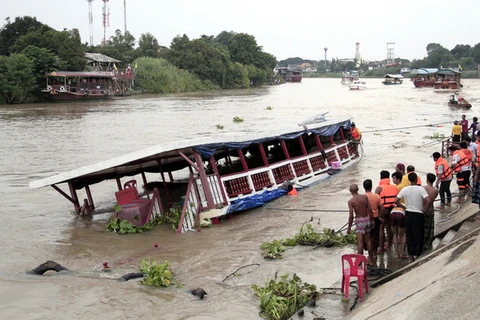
362,121,452,134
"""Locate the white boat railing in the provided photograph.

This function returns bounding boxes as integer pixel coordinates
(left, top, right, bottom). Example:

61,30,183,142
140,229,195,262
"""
177,140,357,232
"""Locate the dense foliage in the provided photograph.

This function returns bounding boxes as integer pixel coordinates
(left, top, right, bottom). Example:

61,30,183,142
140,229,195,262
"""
134,57,210,93
139,260,174,287
252,273,317,320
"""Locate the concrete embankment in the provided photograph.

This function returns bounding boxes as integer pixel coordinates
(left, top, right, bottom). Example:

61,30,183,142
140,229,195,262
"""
349,210,480,319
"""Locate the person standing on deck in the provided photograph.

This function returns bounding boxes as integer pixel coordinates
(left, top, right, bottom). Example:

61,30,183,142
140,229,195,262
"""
395,173,430,262
350,123,362,157
460,114,469,140
364,179,384,259
396,163,409,187
464,137,477,175
390,171,407,258
406,165,422,185
375,170,398,255
424,173,439,250
449,144,470,203
347,184,374,265
433,152,453,209
469,117,478,141
452,121,462,143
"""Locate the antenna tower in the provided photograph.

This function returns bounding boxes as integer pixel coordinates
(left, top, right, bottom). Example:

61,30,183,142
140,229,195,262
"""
387,42,395,65
102,0,110,45
124,0,127,34
87,0,94,46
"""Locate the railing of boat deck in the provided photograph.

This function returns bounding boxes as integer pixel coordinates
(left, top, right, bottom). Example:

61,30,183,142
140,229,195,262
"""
219,141,356,200
176,173,226,233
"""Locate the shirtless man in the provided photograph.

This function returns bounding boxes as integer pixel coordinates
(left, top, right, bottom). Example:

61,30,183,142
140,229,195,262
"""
423,173,439,250
347,184,374,265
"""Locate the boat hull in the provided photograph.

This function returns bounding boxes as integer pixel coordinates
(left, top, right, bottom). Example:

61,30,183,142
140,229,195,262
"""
43,91,114,102
448,102,472,109
413,80,435,88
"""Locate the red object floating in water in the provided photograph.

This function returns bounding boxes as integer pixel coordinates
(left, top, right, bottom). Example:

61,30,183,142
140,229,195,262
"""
103,262,109,268
154,243,159,248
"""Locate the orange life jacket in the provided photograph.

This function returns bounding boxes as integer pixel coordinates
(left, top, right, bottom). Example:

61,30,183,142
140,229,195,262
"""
462,148,473,166
287,187,298,196
476,144,480,167
452,150,469,172
378,178,398,208
350,127,360,140
435,157,453,180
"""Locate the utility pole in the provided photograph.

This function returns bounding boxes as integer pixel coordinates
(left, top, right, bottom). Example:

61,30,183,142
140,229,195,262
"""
124,0,127,34
102,0,110,45
387,42,395,65
87,0,94,46
324,47,328,72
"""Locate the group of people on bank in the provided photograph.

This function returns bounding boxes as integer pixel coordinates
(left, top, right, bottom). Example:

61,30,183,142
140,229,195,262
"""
347,163,437,266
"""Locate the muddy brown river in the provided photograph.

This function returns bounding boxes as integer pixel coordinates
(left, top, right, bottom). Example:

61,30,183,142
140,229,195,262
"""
1,78,478,319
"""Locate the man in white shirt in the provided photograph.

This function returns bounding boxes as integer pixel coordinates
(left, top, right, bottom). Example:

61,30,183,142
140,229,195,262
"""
394,173,430,262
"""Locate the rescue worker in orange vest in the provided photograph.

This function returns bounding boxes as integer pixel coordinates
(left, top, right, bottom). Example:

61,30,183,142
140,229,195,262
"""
448,144,470,202
375,170,398,255
433,152,453,209
350,122,362,157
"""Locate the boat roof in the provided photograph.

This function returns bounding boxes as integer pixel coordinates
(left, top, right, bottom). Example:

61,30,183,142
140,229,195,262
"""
29,115,352,190
410,68,438,75
437,68,460,75
45,71,115,78
85,52,121,63
384,74,403,79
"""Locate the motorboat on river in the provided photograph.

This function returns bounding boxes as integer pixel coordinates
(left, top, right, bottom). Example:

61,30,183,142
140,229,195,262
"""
30,114,362,233
448,93,472,109
382,74,403,85
349,80,367,90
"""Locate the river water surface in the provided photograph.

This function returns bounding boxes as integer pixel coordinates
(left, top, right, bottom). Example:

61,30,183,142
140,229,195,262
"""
1,78,479,319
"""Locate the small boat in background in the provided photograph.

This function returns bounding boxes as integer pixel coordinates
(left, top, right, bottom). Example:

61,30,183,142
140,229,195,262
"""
448,93,472,109
434,68,462,92
382,74,403,85
410,68,438,87
349,80,367,90
341,70,359,85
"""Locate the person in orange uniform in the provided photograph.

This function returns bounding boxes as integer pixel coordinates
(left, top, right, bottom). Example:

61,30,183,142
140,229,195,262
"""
350,122,362,156
432,152,453,209
449,144,470,202
374,170,398,255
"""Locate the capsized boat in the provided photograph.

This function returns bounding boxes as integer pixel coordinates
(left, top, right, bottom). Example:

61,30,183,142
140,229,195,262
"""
349,80,367,90
30,114,362,233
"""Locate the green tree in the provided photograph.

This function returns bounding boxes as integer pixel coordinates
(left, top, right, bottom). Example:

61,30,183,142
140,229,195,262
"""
166,35,231,88
137,32,161,58
105,29,136,64
0,16,43,56
11,26,86,71
21,45,60,93
0,54,36,103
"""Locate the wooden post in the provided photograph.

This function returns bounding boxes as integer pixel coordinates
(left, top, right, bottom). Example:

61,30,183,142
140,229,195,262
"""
193,151,215,209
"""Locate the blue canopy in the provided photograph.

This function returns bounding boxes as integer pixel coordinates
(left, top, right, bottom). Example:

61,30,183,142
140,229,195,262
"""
194,119,351,158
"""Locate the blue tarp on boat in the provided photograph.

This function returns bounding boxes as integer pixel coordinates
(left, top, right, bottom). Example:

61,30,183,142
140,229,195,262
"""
225,188,287,214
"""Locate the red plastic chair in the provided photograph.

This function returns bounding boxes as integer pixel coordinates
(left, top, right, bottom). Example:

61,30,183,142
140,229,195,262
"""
341,254,369,301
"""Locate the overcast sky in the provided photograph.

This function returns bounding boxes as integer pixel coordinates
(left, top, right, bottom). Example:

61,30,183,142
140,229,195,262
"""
3,0,480,62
